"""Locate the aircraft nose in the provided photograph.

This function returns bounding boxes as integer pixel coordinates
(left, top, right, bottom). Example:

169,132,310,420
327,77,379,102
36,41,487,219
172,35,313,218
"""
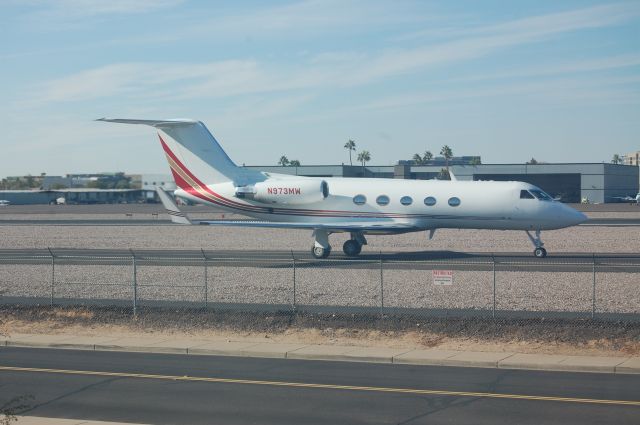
562,205,588,226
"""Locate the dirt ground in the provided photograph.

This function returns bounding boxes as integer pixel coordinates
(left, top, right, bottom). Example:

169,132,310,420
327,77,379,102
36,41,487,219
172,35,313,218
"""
1,305,638,357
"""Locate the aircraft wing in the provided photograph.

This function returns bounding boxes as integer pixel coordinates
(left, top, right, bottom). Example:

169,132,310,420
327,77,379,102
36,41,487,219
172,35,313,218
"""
156,187,417,232
196,220,418,232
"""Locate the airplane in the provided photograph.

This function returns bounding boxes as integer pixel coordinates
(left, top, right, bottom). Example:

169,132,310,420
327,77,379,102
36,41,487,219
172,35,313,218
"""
612,193,640,204
97,118,587,258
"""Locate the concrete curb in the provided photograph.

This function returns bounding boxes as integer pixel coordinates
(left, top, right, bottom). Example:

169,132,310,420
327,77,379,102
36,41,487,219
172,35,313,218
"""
15,416,147,425
2,334,638,375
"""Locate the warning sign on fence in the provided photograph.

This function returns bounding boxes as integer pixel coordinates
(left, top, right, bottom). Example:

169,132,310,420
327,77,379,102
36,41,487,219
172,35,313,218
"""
432,270,453,285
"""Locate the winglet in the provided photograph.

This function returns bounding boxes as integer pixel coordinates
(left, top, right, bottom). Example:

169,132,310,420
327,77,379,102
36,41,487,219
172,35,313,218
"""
449,170,458,181
156,187,191,224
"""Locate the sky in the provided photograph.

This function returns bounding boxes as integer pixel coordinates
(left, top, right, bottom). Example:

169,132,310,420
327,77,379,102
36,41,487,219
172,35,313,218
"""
1,0,639,177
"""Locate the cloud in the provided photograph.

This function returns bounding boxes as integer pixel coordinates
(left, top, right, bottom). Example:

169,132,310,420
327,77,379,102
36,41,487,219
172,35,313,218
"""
22,3,640,109
23,0,183,19
14,0,184,31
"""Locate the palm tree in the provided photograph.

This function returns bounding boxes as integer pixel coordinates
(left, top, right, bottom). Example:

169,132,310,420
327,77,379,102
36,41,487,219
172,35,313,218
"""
612,154,622,164
423,150,433,162
289,159,301,167
357,150,371,176
412,153,423,165
527,158,538,165
440,145,453,176
344,139,356,166
469,157,481,166
278,155,289,166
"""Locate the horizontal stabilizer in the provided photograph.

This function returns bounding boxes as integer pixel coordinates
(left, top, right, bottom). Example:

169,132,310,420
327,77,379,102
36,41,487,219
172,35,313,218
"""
96,118,198,127
156,187,191,225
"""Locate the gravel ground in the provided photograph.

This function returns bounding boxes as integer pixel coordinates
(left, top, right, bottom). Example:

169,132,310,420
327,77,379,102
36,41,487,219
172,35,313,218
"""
0,224,639,253
1,259,638,316
0,221,638,318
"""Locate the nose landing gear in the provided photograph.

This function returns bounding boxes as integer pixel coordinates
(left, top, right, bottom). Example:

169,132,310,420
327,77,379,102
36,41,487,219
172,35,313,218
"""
526,230,547,258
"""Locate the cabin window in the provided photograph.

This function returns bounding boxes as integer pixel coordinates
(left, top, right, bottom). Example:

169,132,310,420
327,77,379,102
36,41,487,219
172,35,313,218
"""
400,196,413,206
376,195,390,206
424,196,436,206
520,190,535,199
448,197,461,207
530,189,553,201
353,194,366,205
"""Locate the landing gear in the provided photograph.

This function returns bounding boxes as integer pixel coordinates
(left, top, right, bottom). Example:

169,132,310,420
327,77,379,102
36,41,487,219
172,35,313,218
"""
312,245,331,259
311,229,331,259
311,230,367,259
342,240,362,257
526,229,547,258
534,247,547,258
343,232,367,257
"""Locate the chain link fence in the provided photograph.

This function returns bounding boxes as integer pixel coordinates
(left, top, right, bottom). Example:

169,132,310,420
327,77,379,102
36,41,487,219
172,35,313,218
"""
0,249,638,321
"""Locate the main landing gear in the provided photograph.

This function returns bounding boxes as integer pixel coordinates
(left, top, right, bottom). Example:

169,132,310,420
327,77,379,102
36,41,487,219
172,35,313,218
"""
311,230,367,259
526,229,547,258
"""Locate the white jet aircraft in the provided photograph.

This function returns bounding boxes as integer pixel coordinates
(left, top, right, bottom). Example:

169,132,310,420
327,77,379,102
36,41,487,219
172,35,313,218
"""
98,118,587,258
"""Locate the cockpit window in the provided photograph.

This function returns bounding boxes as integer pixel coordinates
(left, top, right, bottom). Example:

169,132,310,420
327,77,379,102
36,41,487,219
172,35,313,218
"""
530,189,553,201
520,190,535,199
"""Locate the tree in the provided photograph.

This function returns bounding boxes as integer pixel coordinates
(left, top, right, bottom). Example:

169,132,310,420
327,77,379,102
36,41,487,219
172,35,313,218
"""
289,160,301,167
527,158,538,165
611,154,622,164
412,153,423,165
423,151,433,162
115,179,130,189
278,155,289,166
357,150,371,176
344,139,356,166
469,157,481,166
437,168,450,180
440,145,453,174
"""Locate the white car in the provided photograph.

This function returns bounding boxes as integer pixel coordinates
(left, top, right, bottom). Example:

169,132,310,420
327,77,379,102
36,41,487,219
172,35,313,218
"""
0,200,10,206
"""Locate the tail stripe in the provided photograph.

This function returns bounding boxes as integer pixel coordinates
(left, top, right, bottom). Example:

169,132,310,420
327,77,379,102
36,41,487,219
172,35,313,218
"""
160,136,266,212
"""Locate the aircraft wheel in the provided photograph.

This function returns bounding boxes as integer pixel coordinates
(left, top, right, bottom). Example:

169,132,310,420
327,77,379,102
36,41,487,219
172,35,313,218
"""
312,245,331,259
534,247,547,258
343,240,362,257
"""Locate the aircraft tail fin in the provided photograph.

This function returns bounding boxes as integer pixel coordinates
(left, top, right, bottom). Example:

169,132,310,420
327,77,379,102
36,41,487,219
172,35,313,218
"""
97,118,262,187
156,187,192,225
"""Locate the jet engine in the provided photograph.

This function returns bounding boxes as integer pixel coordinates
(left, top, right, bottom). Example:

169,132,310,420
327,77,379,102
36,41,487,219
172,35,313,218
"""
236,179,329,205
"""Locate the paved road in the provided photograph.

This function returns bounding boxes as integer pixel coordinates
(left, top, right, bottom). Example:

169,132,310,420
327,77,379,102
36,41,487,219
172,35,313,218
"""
0,347,638,425
0,248,638,272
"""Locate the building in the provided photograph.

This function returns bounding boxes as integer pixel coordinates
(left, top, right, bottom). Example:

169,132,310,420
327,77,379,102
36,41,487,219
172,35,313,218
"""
399,156,482,166
624,151,640,166
0,189,145,205
2,164,638,205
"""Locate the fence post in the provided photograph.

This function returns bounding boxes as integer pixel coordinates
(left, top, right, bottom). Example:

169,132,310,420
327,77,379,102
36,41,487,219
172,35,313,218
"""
379,251,384,316
201,248,208,308
492,253,496,319
291,250,296,312
592,253,596,319
130,249,137,315
47,247,55,306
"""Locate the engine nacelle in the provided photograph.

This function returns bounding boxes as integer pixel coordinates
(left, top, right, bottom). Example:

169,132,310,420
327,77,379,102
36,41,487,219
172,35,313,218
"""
236,179,329,205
